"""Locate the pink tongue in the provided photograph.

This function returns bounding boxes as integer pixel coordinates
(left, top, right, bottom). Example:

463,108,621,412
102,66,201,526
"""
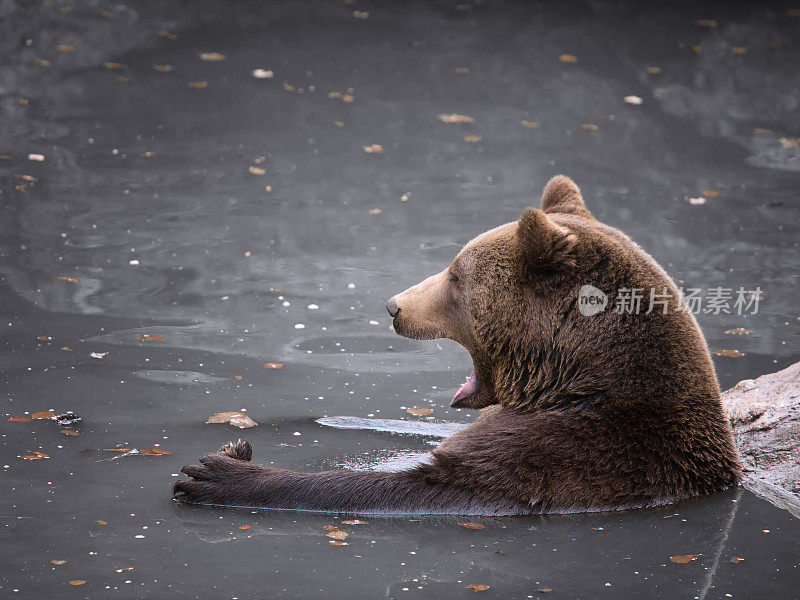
452,370,478,405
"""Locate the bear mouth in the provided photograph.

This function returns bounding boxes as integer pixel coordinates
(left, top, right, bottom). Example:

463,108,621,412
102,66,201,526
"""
451,370,480,407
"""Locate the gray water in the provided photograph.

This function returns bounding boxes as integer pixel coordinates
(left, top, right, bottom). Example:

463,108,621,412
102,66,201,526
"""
1,1,799,598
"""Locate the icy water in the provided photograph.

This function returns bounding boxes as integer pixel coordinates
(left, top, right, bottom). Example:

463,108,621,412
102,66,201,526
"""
2,1,799,598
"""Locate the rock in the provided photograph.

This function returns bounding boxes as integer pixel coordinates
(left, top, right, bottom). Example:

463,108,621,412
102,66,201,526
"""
722,361,800,517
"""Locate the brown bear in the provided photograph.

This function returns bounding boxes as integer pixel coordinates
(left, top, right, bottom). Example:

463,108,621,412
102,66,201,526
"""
173,176,742,514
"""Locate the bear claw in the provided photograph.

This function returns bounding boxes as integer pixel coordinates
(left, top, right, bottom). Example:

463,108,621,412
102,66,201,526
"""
218,439,252,461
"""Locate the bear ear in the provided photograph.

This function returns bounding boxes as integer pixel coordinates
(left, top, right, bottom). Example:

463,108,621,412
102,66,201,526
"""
516,208,577,275
540,175,593,220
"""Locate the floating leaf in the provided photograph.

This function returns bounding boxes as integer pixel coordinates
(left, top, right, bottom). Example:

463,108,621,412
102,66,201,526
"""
38,336,52,341
702,190,718,197
8,417,31,423
713,349,745,358
363,144,384,154
90,352,109,359
670,554,699,564
581,124,599,131
263,363,283,369
140,151,154,158
732,47,747,54
95,520,108,525
153,64,174,72
559,54,577,63
455,67,470,74
725,328,751,335
139,448,172,456
647,66,661,74
325,528,349,540
234,375,243,380
249,166,266,175
778,137,800,149
406,407,433,416
368,208,383,214
69,580,86,586
200,52,225,61
57,44,74,52
138,334,165,342
156,30,177,39
458,522,485,530
61,430,80,436
536,588,553,593
102,10,115,18
730,556,745,563
342,94,354,103
696,19,717,27
32,411,55,420
37,59,52,67
464,135,481,142
18,174,37,182
51,560,67,565
341,519,368,525
353,10,369,18
207,412,258,428
103,448,132,453
28,153,45,161
115,567,134,572
188,81,208,89
103,62,123,70
592,527,605,531
465,584,490,591
58,276,78,283
20,451,49,460
239,525,252,530
624,95,643,105
521,120,538,128
437,114,473,124
252,69,273,79
692,45,702,54
329,540,348,546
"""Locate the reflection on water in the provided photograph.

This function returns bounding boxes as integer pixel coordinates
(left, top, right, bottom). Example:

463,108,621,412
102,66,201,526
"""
1,0,799,598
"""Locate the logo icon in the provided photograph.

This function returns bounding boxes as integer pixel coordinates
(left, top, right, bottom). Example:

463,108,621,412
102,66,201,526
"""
578,285,608,316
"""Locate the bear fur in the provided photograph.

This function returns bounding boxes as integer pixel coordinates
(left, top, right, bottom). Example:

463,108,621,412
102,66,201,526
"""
173,176,742,514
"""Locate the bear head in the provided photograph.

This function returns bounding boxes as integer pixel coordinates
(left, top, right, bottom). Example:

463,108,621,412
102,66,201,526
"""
387,176,719,417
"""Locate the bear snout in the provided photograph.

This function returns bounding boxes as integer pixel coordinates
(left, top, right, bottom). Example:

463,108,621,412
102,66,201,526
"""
386,296,400,318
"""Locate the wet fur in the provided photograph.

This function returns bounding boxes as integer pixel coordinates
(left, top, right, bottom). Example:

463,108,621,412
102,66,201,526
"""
174,176,742,514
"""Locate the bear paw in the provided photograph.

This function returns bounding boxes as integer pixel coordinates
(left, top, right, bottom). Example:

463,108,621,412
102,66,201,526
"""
173,452,262,506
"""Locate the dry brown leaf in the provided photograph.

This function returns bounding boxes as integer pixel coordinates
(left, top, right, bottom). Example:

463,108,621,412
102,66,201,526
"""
51,560,68,565
115,567,134,572
58,276,78,283
103,62,123,70
28,153,44,161
458,522,485,530
140,151,154,158
200,52,225,61
20,451,50,460
138,334,165,342
239,525,252,530
102,10,115,18
692,45,702,54
537,588,553,593
139,448,172,456
363,144,384,153
581,124,599,131
37,59,52,67
406,407,433,416
38,336,52,341
32,411,55,420
696,19,717,27
730,556,745,563
465,585,490,591
188,81,208,89
592,527,605,531
283,83,295,92
61,430,80,436
325,528,349,540
670,554,699,564
778,137,799,149
368,208,383,214
702,190,718,197
57,44,74,52
156,30,177,39
437,114,473,124
464,135,481,142
60,347,72,351
328,91,341,99
522,120,538,128
328,540,348,546
249,166,266,175
69,580,86,586
684,196,706,205
207,412,258,428
18,174,37,182
263,363,284,369
95,520,108,525
624,95,643,105
455,67,470,74
8,417,31,423
647,66,662,74
353,10,369,18
559,54,577,63
732,47,747,54
252,69,273,79
342,94,354,103
713,349,745,358
341,519,368,525
103,448,132,453
234,375,243,380
334,121,344,127
153,64,173,72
